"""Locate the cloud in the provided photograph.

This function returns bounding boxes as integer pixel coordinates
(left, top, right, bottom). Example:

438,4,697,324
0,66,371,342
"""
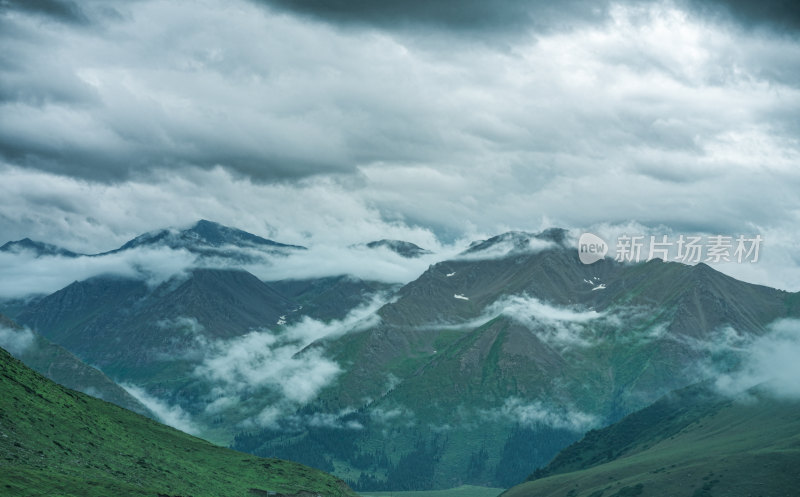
0,246,196,298
0,0,89,25
422,292,664,350
156,316,205,335
256,0,800,35
0,324,35,356
715,319,800,399
196,330,340,405
488,398,600,432
193,294,386,426
254,0,614,35
120,383,200,435
0,165,458,252
480,295,608,348
299,410,364,430
369,406,413,425
0,0,799,293
242,243,459,284
688,0,800,31
455,234,556,261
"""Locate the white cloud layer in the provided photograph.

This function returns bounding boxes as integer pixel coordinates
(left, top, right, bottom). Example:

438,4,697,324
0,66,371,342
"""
194,294,386,426
243,243,462,284
0,325,36,356
1,0,799,291
715,319,800,399
121,383,200,435
489,398,600,432
0,247,196,298
0,231,463,298
459,294,611,348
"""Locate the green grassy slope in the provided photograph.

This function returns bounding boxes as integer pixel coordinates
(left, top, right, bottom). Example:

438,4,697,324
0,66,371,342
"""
0,345,355,497
502,385,800,497
361,484,505,497
0,313,153,416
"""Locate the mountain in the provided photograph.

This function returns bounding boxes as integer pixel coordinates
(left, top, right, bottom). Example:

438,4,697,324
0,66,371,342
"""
10,225,799,490
0,313,151,416
502,384,800,497
462,228,567,256
15,268,295,380
1,220,305,261
0,237,80,257
267,275,399,321
365,239,432,258
0,344,355,497
232,231,798,489
104,219,305,259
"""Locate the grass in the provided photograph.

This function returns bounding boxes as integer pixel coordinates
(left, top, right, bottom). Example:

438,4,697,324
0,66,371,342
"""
0,346,355,497
502,386,800,497
361,484,505,497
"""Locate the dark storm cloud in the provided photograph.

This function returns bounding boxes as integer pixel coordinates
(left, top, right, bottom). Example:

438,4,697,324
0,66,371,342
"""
1,0,800,291
689,0,800,31
1,0,797,184
0,0,87,24
253,0,612,34
256,0,800,34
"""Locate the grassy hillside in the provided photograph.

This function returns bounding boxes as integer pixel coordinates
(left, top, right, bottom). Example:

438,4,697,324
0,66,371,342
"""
0,313,152,416
0,345,355,497
502,385,800,497
361,484,505,497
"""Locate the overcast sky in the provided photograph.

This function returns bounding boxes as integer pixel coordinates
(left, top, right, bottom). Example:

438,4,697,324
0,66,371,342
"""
1,0,800,290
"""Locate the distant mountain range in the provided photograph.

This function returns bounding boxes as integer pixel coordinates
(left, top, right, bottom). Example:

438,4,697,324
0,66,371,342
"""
0,220,306,262
0,219,433,261
3,220,798,490
0,238,81,257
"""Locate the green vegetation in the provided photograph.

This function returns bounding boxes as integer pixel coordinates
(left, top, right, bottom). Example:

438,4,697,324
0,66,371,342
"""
361,484,505,497
13,235,800,490
502,385,800,497
0,346,355,497
0,313,152,416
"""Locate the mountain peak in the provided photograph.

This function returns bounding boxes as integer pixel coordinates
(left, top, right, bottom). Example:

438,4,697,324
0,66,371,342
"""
463,228,568,257
536,227,569,244
0,238,80,258
113,220,305,254
365,239,432,258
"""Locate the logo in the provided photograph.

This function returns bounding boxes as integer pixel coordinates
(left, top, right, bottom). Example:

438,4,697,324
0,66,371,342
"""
578,232,608,265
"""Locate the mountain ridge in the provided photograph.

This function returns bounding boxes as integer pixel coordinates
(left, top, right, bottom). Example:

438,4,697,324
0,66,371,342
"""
0,237,81,257
6,222,799,489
